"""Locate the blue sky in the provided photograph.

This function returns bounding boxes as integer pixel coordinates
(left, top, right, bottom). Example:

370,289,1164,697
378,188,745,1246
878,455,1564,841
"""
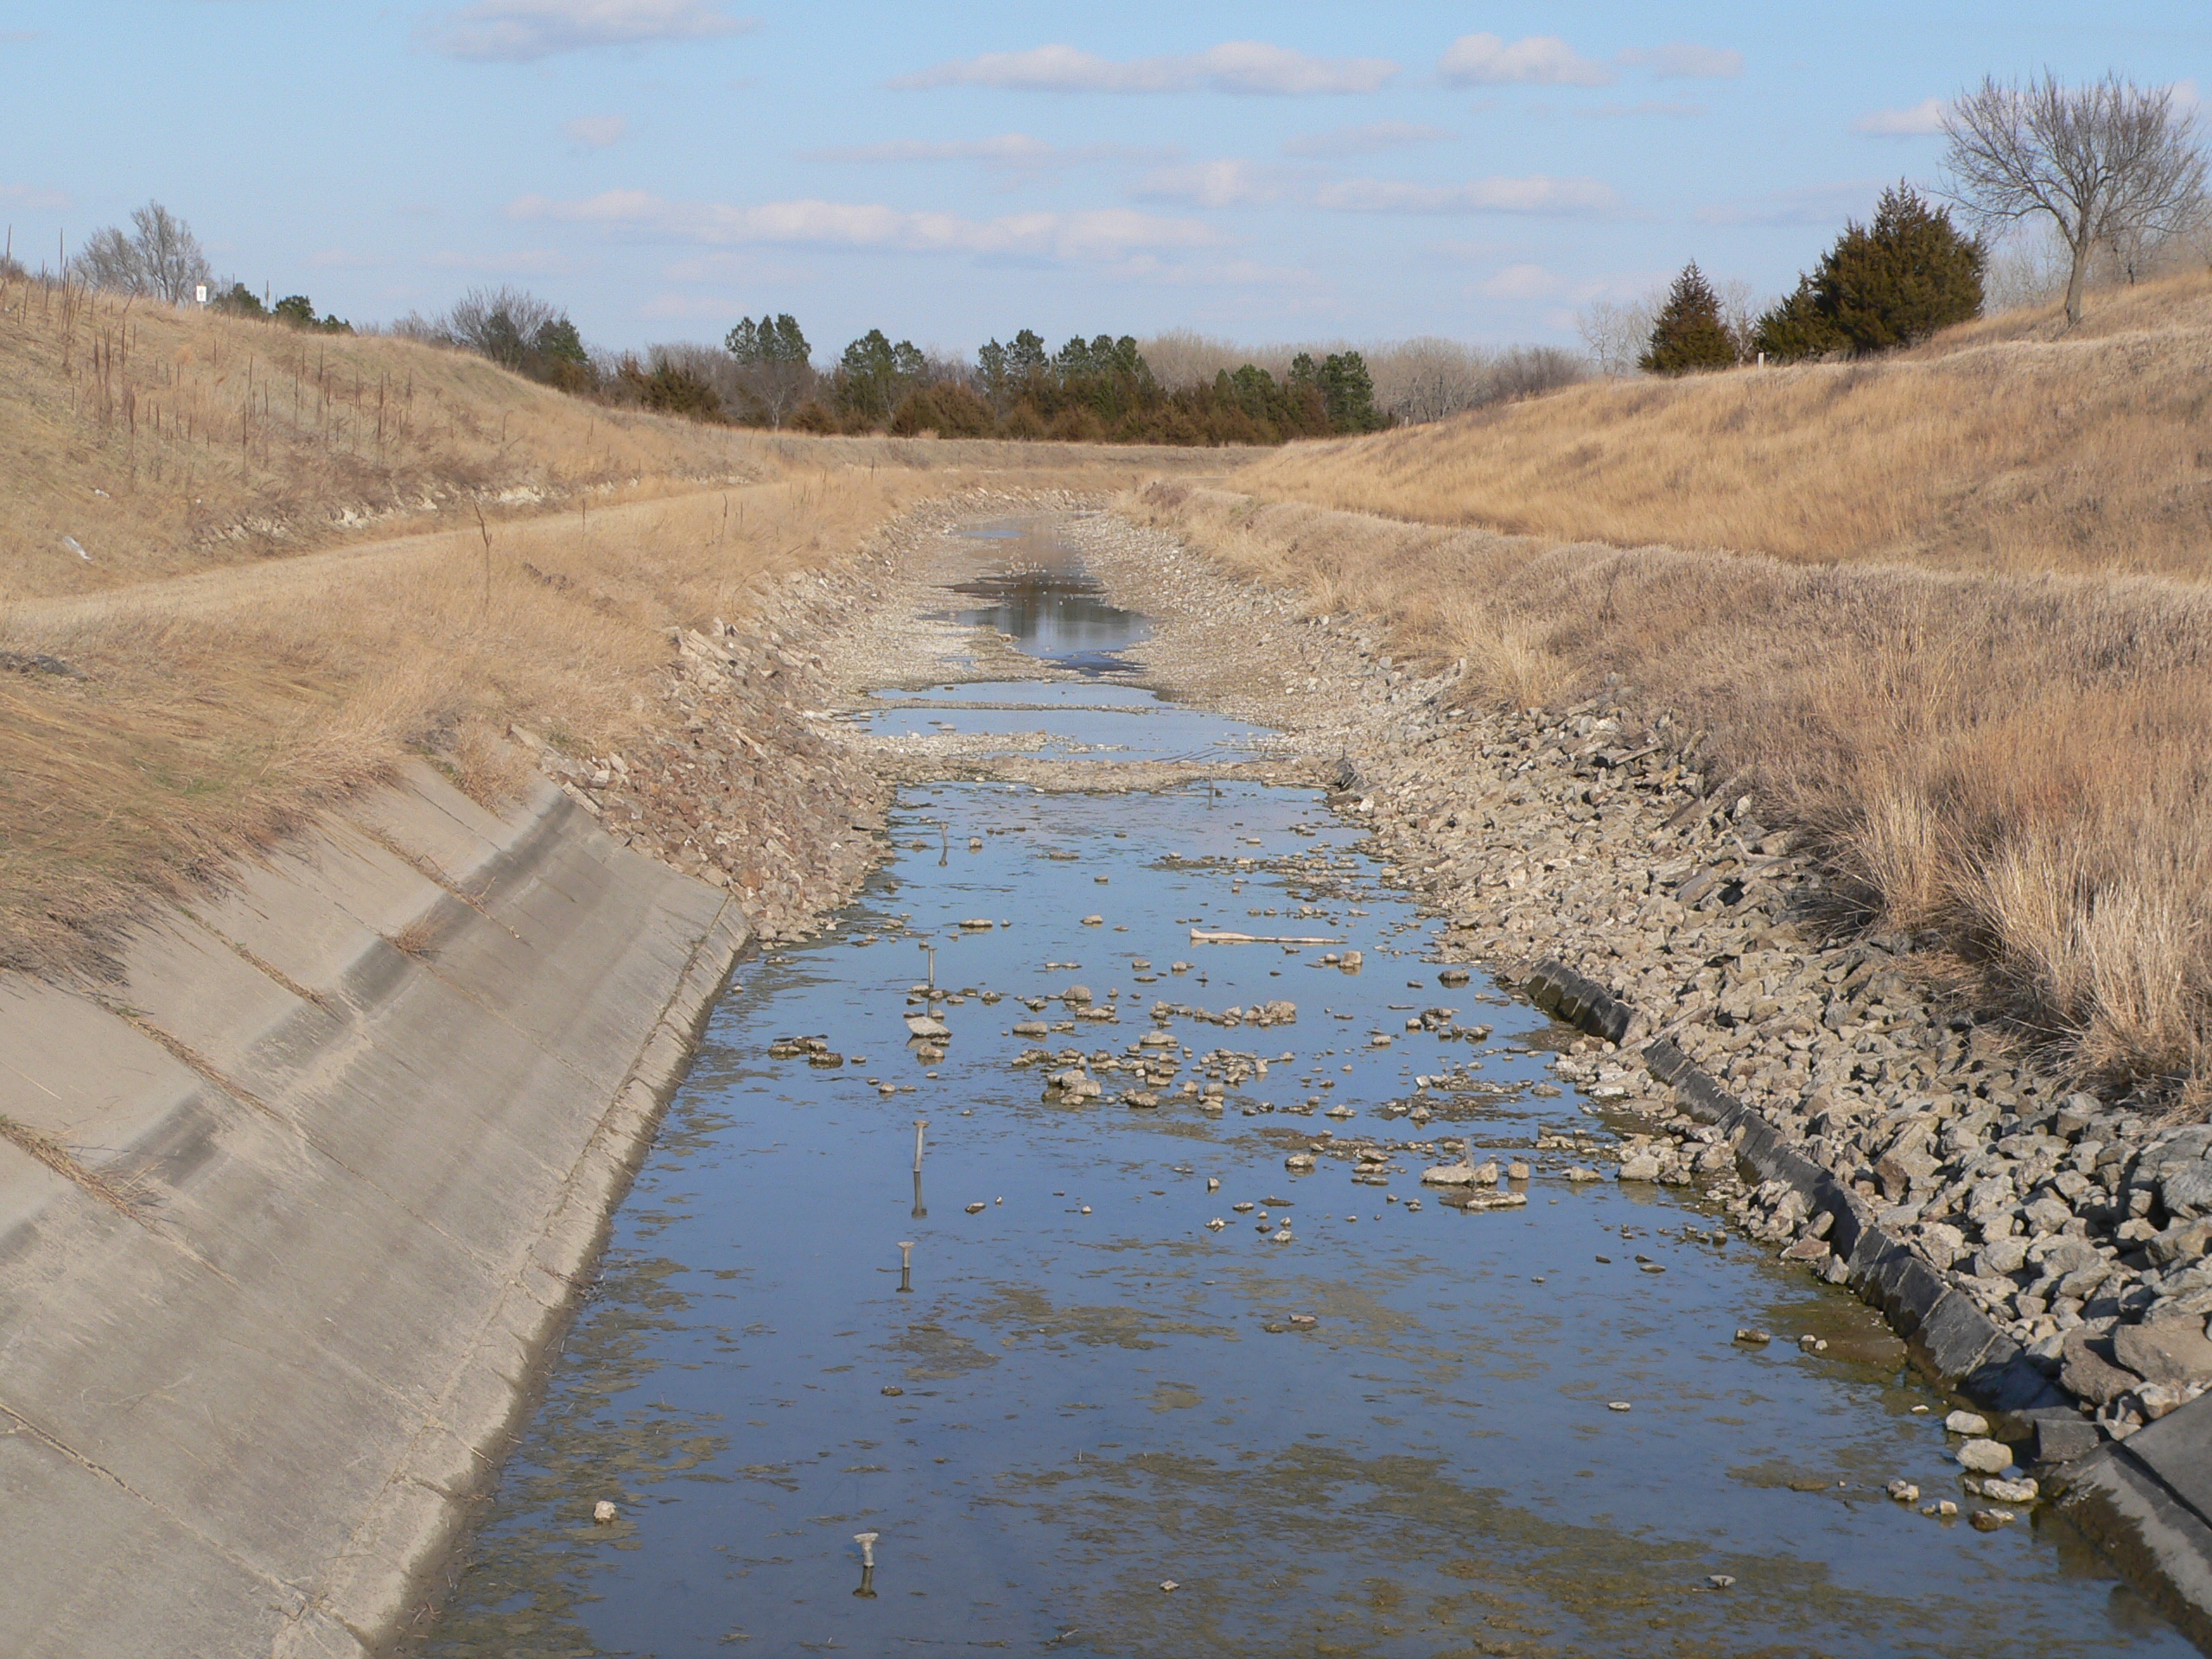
2,3,2205,356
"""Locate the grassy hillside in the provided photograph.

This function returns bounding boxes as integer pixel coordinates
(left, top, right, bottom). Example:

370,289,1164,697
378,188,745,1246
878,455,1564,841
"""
1142,278,2212,1105
0,274,785,600
1238,270,2212,581
0,283,1236,976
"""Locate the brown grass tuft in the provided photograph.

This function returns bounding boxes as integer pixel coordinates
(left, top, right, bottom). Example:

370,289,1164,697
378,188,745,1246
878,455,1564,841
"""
385,915,444,961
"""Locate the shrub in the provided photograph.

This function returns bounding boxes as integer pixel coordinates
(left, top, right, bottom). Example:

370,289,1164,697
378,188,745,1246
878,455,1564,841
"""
211,283,268,319
615,355,724,421
998,400,1048,441
271,294,353,334
887,390,941,435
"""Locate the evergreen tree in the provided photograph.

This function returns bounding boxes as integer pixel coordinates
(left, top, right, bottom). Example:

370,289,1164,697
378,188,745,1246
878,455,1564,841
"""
724,314,812,425
1639,262,1739,375
724,313,809,365
835,329,926,424
1751,276,1847,363
1817,183,1983,352
1317,351,1382,432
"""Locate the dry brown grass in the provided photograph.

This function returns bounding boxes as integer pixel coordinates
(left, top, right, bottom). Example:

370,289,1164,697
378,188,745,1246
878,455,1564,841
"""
0,276,791,601
1134,483,2212,1102
0,482,832,971
0,471,1007,976
0,289,1247,980
1237,269,2212,582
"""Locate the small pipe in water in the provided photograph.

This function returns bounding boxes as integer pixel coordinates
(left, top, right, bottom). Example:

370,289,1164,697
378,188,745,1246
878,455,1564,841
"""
897,1240,915,1293
853,1531,879,1597
912,1117,929,1173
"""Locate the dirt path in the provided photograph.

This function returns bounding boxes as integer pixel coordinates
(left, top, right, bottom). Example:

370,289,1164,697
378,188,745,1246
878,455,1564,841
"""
7,484,774,628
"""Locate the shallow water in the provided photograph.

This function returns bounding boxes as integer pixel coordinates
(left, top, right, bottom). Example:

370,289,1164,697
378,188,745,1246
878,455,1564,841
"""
421,529,2183,1658
946,518,1151,674
859,681,1273,765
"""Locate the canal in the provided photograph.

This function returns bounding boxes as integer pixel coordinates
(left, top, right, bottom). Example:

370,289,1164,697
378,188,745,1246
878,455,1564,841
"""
419,524,2183,1657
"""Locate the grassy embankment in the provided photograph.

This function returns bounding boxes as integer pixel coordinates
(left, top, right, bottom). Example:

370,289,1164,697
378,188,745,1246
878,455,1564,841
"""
0,281,1229,977
1137,271,2212,1104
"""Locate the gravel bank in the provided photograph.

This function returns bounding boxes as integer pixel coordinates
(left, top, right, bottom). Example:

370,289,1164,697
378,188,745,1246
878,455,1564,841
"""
1062,504,2212,1458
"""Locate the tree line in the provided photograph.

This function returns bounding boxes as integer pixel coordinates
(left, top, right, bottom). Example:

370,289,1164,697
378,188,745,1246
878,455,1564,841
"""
728,322,1389,443
385,300,1395,442
1624,72,2209,377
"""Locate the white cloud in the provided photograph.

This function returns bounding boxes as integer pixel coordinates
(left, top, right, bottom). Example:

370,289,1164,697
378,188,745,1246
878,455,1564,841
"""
0,182,68,211
310,248,385,270
425,1,756,64
1476,262,1558,300
1852,97,1947,137
1280,120,1452,157
1438,34,1611,89
1618,42,1744,79
509,190,1221,262
891,41,1396,96
1132,159,1291,208
1698,180,1878,226
563,113,629,146
804,134,1170,169
1316,175,1621,216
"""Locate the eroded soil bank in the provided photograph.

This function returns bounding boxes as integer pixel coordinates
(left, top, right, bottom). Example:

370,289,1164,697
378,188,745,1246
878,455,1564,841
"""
412,505,2195,1656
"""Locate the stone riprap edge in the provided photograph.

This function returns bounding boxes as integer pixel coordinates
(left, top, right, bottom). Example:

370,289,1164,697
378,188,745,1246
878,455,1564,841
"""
309,898,754,1654
1516,955,2212,1649
1520,956,2068,1413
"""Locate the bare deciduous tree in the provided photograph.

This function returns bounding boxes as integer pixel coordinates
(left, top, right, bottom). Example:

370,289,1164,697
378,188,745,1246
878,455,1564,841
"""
1942,73,2209,325
1576,296,1661,377
442,285,561,366
71,201,211,302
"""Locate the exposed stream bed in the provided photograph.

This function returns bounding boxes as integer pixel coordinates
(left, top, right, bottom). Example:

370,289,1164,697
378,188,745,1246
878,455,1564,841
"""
420,525,2185,1657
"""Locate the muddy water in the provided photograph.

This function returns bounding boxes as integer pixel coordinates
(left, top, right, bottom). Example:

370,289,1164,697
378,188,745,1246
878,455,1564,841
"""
421,533,2183,1657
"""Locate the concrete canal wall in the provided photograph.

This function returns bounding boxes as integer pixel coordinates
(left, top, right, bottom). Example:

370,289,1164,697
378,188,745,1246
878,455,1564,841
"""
0,763,747,1657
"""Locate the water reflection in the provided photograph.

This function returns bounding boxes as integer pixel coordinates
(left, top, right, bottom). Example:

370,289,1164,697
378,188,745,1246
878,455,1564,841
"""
950,520,1149,673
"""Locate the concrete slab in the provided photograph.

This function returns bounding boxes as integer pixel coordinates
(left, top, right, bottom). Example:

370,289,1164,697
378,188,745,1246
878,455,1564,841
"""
0,766,747,1656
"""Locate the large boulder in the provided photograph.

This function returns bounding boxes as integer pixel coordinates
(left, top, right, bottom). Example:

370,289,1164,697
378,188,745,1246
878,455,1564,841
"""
2060,1325,2143,1408
2114,1318,2212,1386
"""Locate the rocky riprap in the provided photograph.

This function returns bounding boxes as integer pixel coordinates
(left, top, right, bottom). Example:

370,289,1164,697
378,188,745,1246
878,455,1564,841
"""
1065,505,2212,1454
512,509,974,943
